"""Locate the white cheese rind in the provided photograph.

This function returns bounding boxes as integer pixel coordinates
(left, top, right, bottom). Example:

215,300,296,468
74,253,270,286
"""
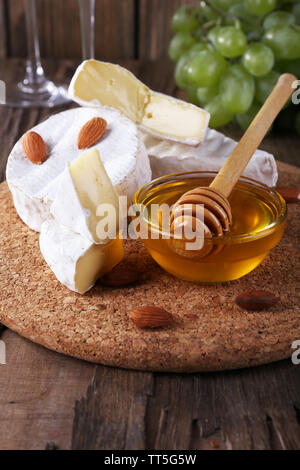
68,60,209,146
6,107,151,232
140,127,278,188
39,219,124,294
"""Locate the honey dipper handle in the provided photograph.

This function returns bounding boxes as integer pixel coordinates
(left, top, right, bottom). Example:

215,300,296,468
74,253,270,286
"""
210,73,297,198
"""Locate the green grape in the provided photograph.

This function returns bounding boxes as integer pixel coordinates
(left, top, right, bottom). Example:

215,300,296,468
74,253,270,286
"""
277,58,300,77
192,26,204,42
175,56,189,88
242,43,274,77
196,83,219,105
220,64,255,114
263,25,300,59
215,26,247,58
255,70,280,103
208,26,222,47
210,0,241,12
168,33,196,62
188,42,213,57
279,0,297,4
185,85,200,105
292,3,300,23
263,10,296,29
199,1,219,21
174,44,211,88
225,5,261,35
236,102,260,130
186,49,228,87
205,95,234,128
227,2,256,22
172,6,199,33
245,0,277,17
247,28,266,41
294,110,300,134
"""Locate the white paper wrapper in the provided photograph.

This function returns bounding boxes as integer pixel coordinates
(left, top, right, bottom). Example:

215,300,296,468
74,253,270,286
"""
140,127,278,187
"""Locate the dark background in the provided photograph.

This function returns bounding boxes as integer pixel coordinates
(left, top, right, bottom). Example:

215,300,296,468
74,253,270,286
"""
0,0,197,61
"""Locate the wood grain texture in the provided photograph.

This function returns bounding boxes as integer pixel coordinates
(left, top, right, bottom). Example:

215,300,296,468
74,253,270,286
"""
70,361,300,450
37,0,82,60
4,0,135,60
6,0,26,58
72,368,153,450
0,0,7,58
0,328,96,450
94,0,135,61
2,0,197,60
139,0,198,60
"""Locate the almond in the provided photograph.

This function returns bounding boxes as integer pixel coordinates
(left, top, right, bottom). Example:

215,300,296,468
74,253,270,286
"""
22,131,46,164
235,290,280,311
276,187,300,204
77,117,107,149
129,306,174,329
100,268,139,287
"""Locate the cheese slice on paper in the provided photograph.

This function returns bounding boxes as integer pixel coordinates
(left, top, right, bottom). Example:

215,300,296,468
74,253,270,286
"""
51,149,120,244
6,106,151,232
40,219,124,294
140,127,278,188
68,59,210,146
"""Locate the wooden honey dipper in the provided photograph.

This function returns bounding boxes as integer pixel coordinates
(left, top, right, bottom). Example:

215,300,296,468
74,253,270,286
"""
170,73,297,258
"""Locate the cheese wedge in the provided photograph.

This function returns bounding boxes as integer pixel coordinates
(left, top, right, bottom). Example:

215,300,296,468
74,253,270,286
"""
68,60,210,146
6,107,151,232
51,149,119,244
40,219,124,294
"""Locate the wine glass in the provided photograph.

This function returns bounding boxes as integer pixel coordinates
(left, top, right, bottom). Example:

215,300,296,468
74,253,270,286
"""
4,0,70,108
78,0,95,60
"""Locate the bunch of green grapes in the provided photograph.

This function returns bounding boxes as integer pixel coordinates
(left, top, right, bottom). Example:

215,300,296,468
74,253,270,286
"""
169,0,300,132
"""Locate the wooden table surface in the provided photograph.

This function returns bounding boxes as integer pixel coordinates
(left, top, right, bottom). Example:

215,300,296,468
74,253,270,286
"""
0,59,299,451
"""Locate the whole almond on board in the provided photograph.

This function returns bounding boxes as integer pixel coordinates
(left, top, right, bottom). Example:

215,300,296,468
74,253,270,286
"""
22,131,46,164
276,187,300,204
100,268,139,287
129,306,174,329
235,290,280,311
77,117,107,149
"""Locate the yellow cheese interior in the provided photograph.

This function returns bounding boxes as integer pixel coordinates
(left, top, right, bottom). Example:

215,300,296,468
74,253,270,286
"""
142,92,208,142
71,60,209,144
73,60,150,123
70,149,119,244
75,238,124,294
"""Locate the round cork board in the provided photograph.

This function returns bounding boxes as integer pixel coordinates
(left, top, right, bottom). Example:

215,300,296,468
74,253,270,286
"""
0,161,299,372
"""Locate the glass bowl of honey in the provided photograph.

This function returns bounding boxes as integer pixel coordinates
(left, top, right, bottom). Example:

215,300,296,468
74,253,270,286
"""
133,171,287,283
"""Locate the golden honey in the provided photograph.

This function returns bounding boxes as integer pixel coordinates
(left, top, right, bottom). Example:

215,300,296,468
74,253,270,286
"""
134,172,287,283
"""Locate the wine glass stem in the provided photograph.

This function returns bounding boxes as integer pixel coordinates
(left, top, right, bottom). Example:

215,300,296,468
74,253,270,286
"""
22,0,47,89
78,0,95,60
